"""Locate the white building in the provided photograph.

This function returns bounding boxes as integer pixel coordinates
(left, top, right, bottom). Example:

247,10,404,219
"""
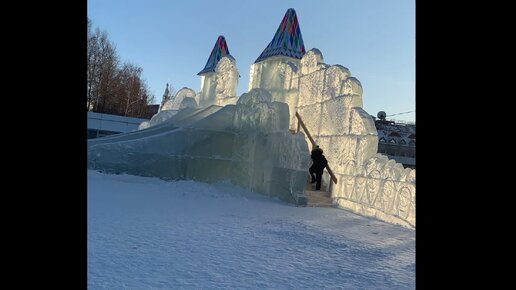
87,112,149,139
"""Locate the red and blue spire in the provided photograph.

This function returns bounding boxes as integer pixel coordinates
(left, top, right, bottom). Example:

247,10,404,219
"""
198,36,232,75
255,8,306,63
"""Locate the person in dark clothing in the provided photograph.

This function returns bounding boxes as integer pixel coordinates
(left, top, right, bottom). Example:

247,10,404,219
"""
309,145,328,190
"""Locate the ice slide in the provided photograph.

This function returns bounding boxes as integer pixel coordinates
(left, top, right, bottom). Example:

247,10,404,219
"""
88,89,311,205
88,105,223,147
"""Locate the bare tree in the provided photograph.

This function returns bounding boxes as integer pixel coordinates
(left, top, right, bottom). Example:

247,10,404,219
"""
87,19,155,117
94,28,119,113
88,24,119,112
87,18,96,110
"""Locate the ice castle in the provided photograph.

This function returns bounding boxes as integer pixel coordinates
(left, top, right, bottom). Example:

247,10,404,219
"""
88,9,415,229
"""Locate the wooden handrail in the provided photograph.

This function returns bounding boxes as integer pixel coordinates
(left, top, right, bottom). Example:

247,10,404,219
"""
295,112,338,185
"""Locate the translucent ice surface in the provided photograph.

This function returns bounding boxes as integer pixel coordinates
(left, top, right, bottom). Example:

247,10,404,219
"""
88,89,310,204
250,44,414,228
199,56,239,108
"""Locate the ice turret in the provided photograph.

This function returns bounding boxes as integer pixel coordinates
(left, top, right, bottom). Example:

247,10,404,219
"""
254,8,306,63
198,36,239,108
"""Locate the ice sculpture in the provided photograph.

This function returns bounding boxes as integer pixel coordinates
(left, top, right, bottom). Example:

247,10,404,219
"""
142,36,239,130
88,88,310,204
248,8,415,228
198,36,239,108
161,87,197,111
93,8,415,229
143,87,198,128
249,8,306,131
214,57,239,106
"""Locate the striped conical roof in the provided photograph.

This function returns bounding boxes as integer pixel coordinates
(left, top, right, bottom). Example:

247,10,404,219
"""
254,8,306,63
198,36,232,75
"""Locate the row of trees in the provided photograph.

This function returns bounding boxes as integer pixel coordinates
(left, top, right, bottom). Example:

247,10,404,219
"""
87,19,155,118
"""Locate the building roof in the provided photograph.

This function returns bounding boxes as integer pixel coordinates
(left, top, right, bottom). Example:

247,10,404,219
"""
376,119,416,147
198,36,233,75
254,8,306,63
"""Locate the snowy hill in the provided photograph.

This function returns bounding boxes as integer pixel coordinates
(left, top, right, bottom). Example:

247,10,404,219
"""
88,170,414,289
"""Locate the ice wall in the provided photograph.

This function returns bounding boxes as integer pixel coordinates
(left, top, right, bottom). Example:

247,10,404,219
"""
88,88,310,205
250,48,415,228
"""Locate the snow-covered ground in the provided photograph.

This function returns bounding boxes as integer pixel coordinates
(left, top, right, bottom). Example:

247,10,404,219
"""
88,170,415,289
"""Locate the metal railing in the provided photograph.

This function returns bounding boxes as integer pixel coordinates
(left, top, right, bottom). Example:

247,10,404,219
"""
294,112,338,192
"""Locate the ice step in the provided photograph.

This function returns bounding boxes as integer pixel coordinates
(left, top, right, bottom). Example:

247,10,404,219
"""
304,189,334,207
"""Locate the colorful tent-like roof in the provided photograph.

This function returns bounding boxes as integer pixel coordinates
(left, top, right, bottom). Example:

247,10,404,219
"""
254,8,306,63
198,36,232,75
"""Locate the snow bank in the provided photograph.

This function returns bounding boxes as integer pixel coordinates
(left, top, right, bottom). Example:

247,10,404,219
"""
88,170,415,289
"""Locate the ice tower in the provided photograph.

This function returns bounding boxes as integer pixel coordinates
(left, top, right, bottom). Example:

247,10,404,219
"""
198,36,239,107
249,8,306,130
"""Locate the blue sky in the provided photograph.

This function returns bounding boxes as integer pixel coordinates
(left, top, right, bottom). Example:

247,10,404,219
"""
88,0,415,122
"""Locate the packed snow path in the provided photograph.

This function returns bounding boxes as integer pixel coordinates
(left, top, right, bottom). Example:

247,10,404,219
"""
88,170,414,289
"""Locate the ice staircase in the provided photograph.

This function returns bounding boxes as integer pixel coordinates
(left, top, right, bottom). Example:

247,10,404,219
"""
291,111,337,208
303,178,334,207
